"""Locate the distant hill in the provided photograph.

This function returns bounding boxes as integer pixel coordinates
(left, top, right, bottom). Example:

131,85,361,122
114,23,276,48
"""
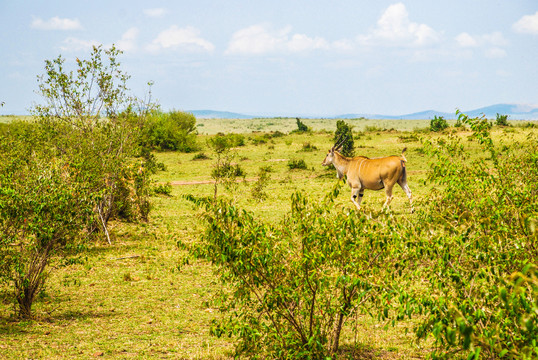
188,104,538,120
465,104,538,119
188,110,254,119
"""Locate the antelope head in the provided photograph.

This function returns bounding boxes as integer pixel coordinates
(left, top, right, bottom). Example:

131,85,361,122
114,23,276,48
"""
322,134,346,167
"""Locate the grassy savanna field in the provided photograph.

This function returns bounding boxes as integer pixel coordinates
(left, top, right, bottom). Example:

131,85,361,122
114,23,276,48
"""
1,116,537,359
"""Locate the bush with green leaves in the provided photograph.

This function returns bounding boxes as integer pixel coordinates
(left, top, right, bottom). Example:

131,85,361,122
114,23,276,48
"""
191,187,407,358
430,115,449,132
250,166,271,201
141,110,199,152
207,133,246,199
405,110,538,359
0,125,92,318
0,45,156,318
291,117,311,133
334,120,355,157
31,45,156,228
287,158,308,170
495,113,510,126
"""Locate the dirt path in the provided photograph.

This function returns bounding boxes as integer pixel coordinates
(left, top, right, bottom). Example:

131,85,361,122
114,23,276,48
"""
169,178,259,186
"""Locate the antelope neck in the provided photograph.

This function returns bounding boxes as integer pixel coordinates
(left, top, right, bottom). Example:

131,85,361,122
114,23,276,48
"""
333,151,351,175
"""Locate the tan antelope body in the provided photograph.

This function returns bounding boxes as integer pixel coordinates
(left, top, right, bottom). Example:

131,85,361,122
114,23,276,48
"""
322,138,413,212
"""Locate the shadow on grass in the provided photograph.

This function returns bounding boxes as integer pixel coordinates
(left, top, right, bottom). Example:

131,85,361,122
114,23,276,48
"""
0,308,117,334
337,343,393,359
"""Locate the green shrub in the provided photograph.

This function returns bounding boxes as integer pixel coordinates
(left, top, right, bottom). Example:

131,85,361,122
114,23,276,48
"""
191,188,404,358
207,133,246,199
430,115,449,132
291,117,310,133
250,166,271,201
287,158,307,170
153,182,173,196
408,110,538,359
495,113,510,126
300,142,318,152
334,120,354,157
0,45,157,318
191,152,211,161
141,110,199,152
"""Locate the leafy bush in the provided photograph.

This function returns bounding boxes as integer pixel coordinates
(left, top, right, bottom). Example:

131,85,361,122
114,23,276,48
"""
153,182,173,196
407,110,538,358
430,115,449,132
495,113,510,126
0,126,91,318
191,189,406,358
141,110,199,152
287,158,308,170
300,142,318,152
334,120,354,157
191,152,211,161
291,117,311,133
207,133,246,199
0,45,156,318
250,166,271,201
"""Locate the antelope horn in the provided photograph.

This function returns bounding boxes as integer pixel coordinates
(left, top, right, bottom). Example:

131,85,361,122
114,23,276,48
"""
333,134,347,150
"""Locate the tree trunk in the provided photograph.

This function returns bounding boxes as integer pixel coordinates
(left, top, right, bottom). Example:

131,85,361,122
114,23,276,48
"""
14,249,49,319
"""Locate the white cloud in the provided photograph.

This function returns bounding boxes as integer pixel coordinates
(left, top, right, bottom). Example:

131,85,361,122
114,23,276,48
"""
513,11,538,35
31,16,82,30
226,23,348,55
144,8,167,18
59,37,100,52
485,47,507,59
455,32,477,47
147,26,214,52
483,32,509,47
358,3,439,47
117,27,139,52
455,31,508,58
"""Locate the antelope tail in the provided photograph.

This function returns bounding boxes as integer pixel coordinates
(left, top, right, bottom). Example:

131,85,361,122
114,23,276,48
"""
401,147,407,162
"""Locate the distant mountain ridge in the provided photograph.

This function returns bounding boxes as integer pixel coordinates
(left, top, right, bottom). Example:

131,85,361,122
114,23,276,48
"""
189,104,538,120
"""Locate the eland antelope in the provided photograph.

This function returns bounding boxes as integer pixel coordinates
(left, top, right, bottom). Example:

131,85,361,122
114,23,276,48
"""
322,136,414,212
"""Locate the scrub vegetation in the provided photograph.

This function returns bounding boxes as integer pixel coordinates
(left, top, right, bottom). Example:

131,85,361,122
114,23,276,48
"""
1,46,537,359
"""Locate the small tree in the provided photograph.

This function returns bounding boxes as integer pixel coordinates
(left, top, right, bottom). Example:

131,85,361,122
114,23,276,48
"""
207,134,245,200
430,115,449,132
334,120,355,157
0,128,91,318
292,117,310,133
192,186,403,358
0,45,156,318
32,45,155,234
496,113,510,126
141,110,199,152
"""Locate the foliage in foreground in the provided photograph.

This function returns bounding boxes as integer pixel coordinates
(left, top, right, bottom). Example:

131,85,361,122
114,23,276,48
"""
192,111,537,359
411,110,538,359
191,188,406,358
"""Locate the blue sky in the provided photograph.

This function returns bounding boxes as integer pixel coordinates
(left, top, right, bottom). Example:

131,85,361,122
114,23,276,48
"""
1,1,537,116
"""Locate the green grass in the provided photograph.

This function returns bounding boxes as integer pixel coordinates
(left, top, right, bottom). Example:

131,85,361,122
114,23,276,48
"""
1,118,537,359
